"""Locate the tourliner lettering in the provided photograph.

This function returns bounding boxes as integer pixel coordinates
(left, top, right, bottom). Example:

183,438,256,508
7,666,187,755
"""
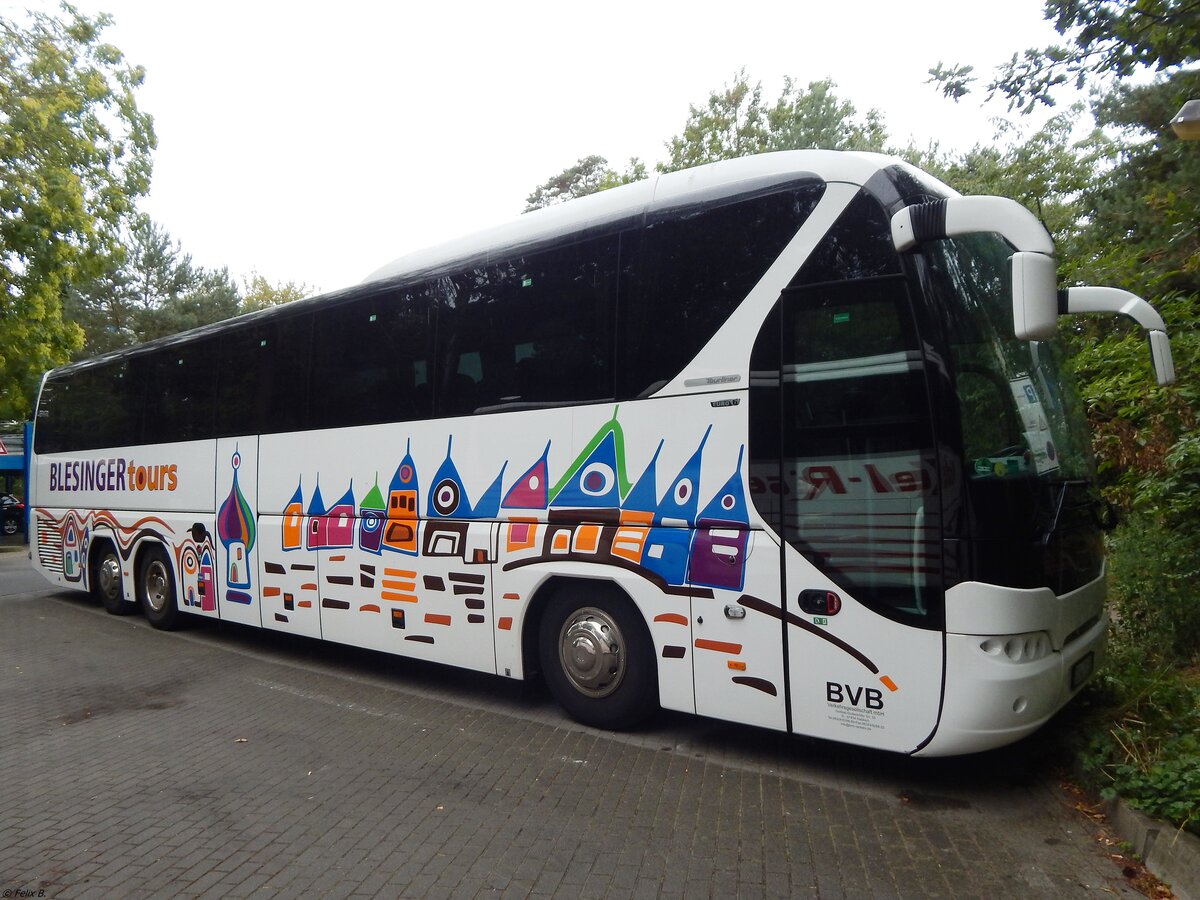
49,459,178,493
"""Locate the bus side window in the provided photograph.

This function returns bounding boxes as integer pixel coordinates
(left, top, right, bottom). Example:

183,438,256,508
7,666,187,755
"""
262,313,314,434
490,238,617,407
45,360,142,452
309,286,434,429
215,324,272,437
139,340,216,445
617,183,825,399
432,237,618,415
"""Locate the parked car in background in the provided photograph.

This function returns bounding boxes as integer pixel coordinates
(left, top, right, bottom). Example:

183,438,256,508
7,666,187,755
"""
1,494,24,535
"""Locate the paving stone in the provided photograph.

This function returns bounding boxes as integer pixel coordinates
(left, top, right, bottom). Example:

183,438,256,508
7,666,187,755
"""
0,554,1146,898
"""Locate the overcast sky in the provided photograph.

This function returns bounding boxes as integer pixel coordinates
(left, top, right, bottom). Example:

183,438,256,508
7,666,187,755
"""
16,0,1069,294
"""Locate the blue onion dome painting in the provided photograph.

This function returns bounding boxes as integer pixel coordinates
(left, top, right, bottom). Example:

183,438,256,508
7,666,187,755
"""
217,448,256,590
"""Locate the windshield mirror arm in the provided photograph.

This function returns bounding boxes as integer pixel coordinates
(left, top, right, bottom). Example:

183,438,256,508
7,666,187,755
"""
1060,286,1176,386
890,197,1060,342
891,198,1176,386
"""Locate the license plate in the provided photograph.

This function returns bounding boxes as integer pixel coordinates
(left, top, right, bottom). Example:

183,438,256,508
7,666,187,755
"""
1071,652,1095,690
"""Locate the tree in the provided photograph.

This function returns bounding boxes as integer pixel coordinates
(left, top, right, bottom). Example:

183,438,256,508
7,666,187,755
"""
526,73,889,206
910,109,1105,267
660,69,772,171
930,0,1199,111
660,72,888,173
1079,69,1200,295
62,255,135,357
241,272,312,312
764,77,888,154
123,216,196,340
68,216,268,351
524,155,646,212
142,266,240,341
0,3,154,418
1057,69,1200,513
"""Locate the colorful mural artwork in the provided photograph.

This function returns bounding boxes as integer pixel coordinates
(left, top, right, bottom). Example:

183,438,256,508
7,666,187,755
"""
383,441,419,555
177,523,218,612
217,447,256,603
274,411,751,597
33,508,175,592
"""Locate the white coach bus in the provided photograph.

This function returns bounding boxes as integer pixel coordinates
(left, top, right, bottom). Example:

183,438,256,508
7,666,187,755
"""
28,151,1175,756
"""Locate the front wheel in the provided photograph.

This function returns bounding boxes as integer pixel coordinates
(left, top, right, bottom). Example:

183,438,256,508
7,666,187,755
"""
538,588,658,730
138,546,181,630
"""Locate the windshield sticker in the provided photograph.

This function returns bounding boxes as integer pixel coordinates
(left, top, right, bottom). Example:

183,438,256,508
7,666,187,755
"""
1010,377,1059,475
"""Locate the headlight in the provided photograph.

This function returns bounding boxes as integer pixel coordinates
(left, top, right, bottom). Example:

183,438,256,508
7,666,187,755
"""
979,631,1053,663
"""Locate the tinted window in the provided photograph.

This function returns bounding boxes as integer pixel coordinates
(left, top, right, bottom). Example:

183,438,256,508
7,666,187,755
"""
791,190,901,286
310,287,434,429
434,237,618,416
139,338,217,444
749,190,941,627
618,183,825,398
261,313,314,433
36,360,142,453
215,323,272,437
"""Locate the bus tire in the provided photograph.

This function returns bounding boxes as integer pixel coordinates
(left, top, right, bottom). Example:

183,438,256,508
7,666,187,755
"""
91,540,134,615
138,545,181,630
538,586,658,730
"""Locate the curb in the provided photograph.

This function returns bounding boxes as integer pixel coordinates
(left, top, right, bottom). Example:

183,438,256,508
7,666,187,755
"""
1105,798,1199,900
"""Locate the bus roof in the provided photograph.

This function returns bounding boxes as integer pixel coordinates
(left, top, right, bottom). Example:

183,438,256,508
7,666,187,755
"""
363,150,920,286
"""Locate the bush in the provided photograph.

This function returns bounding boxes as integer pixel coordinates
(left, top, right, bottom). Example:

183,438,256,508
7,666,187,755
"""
1076,660,1200,834
1106,514,1200,666
1069,515,1200,835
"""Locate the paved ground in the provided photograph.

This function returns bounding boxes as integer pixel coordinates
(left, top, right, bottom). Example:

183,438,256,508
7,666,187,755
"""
0,546,1143,899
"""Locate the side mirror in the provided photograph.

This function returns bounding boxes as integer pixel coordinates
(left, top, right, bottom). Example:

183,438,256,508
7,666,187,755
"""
1011,252,1058,341
1062,286,1176,386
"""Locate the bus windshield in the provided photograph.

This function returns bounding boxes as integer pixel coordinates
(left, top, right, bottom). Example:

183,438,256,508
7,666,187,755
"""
922,232,1103,594
926,233,1093,482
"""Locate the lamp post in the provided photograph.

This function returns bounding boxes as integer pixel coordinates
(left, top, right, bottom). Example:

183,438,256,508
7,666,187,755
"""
1171,99,1200,140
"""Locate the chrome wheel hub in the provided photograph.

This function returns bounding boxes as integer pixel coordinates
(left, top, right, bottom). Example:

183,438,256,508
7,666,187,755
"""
98,555,121,601
558,607,624,698
144,560,169,612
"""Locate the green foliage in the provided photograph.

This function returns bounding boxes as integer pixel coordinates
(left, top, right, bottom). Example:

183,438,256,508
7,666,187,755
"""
660,71,886,173
1077,659,1200,833
911,109,1105,258
141,266,239,342
1080,69,1200,297
241,272,313,312
764,77,888,154
926,62,976,102
527,73,888,204
1108,516,1200,665
931,0,1200,111
0,2,154,417
660,69,771,171
524,155,647,212
1066,291,1198,502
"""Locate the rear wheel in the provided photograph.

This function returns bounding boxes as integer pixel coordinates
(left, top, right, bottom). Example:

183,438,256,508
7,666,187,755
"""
538,587,658,730
91,541,134,615
138,546,181,630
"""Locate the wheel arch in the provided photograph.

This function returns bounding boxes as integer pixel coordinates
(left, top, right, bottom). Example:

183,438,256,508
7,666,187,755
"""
85,530,133,610
520,574,646,681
